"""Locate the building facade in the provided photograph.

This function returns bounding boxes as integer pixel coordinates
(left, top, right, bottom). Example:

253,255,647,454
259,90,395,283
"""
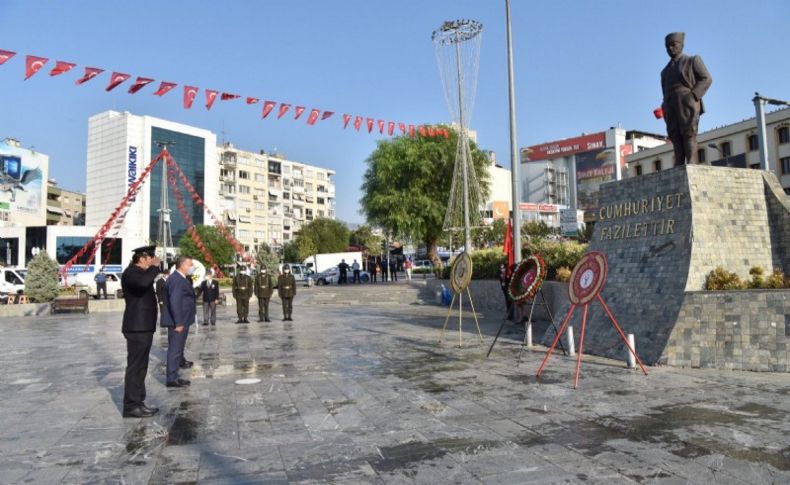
46,180,86,226
85,111,219,258
481,151,513,223
217,143,336,252
625,108,790,194
520,128,665,220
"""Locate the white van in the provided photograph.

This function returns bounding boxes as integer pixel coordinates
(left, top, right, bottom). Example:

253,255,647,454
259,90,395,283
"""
72,272,123,299
0,268,25,295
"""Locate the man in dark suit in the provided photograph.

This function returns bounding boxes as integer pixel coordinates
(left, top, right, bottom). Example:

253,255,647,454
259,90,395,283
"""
197,270,220,327
121,245,161,418
161,256,196,388
277,264,297,321
660,32,712,165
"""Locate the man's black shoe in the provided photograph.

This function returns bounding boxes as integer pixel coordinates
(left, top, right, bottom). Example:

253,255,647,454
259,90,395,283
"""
123,406,158,418
166,379,191,388
202,322,209,326
236,320,244,324
140,403,159,414
180,360,194,369
265,318,271,322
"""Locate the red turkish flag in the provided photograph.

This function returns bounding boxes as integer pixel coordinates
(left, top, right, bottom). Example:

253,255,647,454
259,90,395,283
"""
262,100,276,118
246,97,259,104
418,125,427,137
221,92,240,101
321,111,334,120
153,81,177,96
0,50,16,66
387,121,395,136
442,128,450,138
75,67,104,85
205,89,218,109
49,61,75,76
277,103,291,119
128,77,154,94
105,72,130,91
342,114,352,128
354,116,362,131
294,106,306,120
24,55,48,80
306,108,320,125
366,118,374,133
377,120,385,134
504,217,514,269
398,123,406,134
427,127,436,137
409,125,415,138
183,85,198,109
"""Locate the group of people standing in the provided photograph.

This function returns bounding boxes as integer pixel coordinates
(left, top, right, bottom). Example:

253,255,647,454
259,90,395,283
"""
365,256,413,283
120,246,299,419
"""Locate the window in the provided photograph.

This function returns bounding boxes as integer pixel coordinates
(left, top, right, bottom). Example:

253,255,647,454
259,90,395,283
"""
318,210,325,218
747,134,759,151
283,192,290,200
306,208,313,220
721,142,731,157
238,229,251,239
781,156,790,175
305,182,314,192
653,160,661,172
255,174,266,183
255,202,266,210
779,126,790,144
750,163,761,170
56,236,94,264
635,164,643,176
239,185,250,194
317,197,325,205
697,149,706,163
238,170,249,180
785,187,790,195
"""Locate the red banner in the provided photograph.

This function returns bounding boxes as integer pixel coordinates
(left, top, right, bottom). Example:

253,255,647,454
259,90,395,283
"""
366,118,374,133
525,132,606,161
354,116,362,131
153,81,177,96
105,72,130,91
128,76,154,94
246,97,259,104
49,61,75,76
221,92,240,101
24,55,48,80
321,111,334,120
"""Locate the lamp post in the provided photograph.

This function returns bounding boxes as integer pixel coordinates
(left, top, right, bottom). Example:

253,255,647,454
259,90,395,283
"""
707,143,731,167
753,93,790,172
505,0,522,262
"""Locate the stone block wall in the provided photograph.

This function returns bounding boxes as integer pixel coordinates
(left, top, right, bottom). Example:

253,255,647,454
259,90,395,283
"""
763,172,790,275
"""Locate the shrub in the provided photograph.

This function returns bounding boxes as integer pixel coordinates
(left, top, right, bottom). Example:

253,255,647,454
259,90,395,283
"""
555,266,572,282
25,251,61,303
523,239,588,280
764,270,788,289
216,277,233,288
440,247,506,280
705,267,745,290
748,266,765,289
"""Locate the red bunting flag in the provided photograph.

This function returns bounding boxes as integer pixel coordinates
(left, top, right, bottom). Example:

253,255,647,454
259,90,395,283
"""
153,81,177,96
0,50,16,65
427,127,436,137
354,116,363,131
205,89,218,109
262,100,276,118
409,125,415,138
277,103,291,119
418,125,427,137
221,92,240,101
321,111,334,121
24,55,48,80
387,121,395,136
183,85,198,109
49,61,75,76
128,77,154,94
398,123,406,134
294,106,306,120
306,108,320,125
246,97,259,104
442,128,450,138
342,114,352,128
75,67,103,85
377,120,385,134
366,118,374,133
105,72,130,91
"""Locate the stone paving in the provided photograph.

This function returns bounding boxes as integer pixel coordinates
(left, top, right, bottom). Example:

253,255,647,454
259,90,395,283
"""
1,284,789,484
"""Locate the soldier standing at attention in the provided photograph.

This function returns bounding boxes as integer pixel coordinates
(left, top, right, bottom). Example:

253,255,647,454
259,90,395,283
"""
232,265,253,323
254,266,275,322
278,264,297,321
120,246,161,418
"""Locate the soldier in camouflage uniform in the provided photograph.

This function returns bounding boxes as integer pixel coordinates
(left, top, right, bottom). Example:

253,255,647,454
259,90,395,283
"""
254,266,275,322
277,264,297,321
232,266,253,323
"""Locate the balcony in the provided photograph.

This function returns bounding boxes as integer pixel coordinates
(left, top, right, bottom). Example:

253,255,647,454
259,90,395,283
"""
220,153,237,167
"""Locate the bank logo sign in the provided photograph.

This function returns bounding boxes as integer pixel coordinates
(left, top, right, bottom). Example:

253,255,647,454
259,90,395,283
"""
128,146,137,201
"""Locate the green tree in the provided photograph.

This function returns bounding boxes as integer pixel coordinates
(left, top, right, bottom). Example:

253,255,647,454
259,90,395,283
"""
361,126,490,268
25,250,60,303
255,242,280,272
293,217,350,260
521,220,553,241
178,225,236,267
349,224,383,256
282,241,301,263
473,218,507,249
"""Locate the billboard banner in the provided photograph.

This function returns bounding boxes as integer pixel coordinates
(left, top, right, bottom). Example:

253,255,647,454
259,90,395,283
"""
524,132,605,162
0,141,46,225
575,148,613,211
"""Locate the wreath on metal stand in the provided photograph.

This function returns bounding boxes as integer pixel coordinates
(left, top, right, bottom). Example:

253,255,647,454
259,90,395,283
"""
508,254,547,304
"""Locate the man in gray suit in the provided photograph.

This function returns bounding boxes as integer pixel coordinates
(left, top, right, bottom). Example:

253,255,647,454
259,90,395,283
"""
161,255,196,388
661,32,712,166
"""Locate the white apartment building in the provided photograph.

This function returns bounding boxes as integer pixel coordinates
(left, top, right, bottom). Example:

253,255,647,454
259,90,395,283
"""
626,107,790,193
217,143,336,252
481,150,513,223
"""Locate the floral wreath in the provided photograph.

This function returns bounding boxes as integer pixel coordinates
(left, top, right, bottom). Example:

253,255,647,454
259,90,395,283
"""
508,254,547,303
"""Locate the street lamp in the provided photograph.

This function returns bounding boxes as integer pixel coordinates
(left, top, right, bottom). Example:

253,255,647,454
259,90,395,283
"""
707,143,731,167
753,93,790,172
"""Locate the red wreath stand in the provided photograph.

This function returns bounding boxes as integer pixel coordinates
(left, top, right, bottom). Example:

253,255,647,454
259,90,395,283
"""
536,251,648,389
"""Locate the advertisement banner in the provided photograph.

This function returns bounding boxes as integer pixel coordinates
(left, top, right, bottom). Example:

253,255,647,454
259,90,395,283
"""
0,141,46,226
575,148,613,211
524,132,606,162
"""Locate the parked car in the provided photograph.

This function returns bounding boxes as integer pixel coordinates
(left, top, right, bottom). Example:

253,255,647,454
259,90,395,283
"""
278,263,314,286
413,260,434,270
310,266,370,285
72,272,123,299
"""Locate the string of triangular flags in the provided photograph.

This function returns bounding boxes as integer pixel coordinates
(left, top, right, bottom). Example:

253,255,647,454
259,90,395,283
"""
0,49,451,139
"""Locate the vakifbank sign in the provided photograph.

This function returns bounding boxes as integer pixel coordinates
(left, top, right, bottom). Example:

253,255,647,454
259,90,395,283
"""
127,146,137,201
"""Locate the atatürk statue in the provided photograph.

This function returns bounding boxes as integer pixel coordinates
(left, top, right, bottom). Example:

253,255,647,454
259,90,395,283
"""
661,32,712,165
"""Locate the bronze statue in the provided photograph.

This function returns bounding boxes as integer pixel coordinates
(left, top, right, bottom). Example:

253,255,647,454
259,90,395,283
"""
660,32,712,166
